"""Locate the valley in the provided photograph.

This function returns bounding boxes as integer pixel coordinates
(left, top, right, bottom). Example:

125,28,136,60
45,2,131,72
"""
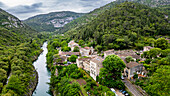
0,0,169,96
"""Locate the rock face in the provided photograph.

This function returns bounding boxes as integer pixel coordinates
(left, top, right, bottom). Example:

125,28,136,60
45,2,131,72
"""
25,70,38,96
0,8,25,28
24,11,85,32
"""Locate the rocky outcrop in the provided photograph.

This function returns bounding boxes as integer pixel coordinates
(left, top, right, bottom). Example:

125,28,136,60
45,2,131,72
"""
25,70,38,96
24,11,85,32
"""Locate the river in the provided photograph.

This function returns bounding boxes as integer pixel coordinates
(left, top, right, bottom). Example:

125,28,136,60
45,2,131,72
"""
32,42,51,96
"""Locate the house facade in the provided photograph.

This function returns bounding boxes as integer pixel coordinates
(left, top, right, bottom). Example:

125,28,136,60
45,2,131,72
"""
80,47,94,57
90,56,103,81
104,49,114,58
76,57,92,71
68,40,80,51
123,62,143,79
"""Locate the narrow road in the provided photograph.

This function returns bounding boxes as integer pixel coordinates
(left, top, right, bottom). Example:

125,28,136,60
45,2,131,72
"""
122,78,143,96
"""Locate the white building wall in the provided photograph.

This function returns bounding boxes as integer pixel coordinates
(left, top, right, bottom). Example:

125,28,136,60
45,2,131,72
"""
90,61,97,81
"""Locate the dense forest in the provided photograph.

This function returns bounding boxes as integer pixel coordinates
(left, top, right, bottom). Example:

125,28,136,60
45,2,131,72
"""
58,0,170,34
0,8,48,95
116,0,170,7
65,2,169,50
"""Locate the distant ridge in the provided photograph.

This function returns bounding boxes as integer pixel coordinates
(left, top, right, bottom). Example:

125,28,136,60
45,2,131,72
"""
24,11,85,32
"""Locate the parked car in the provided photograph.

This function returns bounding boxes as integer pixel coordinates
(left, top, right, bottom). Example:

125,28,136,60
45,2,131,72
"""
119,89,123,92
67,62,71,65
125,93,129,96
121,75,124,80
122,91,127,94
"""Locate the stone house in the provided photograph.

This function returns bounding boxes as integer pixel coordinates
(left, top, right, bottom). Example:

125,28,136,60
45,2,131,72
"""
123,62,143,79
59,50,80,57
114,50,141,61
143,46,154,52
76,57,92,71
68,40,80,51
53,55,67,65
90,56,104,81
80,47,94,57
104,49,114,58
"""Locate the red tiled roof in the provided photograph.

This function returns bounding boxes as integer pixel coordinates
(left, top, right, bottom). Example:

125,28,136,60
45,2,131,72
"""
84,47,91,50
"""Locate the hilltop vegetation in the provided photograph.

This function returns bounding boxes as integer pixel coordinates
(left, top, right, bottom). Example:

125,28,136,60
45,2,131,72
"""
66,2,169,50
116,0,170,7
58,0,170,34
58,2,117,34
0,8,41,46
24,11,85,32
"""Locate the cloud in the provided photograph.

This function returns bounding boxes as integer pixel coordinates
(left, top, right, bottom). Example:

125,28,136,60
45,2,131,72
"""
0,1,7,8
7,3,43,14
0,0,114,20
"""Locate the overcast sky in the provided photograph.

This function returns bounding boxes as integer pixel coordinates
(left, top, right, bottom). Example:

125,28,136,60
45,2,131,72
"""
0,0,114,20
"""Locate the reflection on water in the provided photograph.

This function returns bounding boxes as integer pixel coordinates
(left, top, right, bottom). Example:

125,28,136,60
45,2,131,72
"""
32,42,51,96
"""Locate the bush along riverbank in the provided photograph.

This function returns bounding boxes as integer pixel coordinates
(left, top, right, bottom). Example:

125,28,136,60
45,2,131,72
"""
0,39,45,96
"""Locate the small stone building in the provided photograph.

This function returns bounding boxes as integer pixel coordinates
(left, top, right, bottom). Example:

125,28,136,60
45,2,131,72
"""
124,62,143,79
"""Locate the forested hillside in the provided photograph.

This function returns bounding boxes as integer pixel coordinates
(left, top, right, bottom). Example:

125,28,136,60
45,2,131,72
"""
0,8,47,95
66,2,170,50
24,11,85,32
58,2,117,34
0,8,39,46
116,0,170,7
58,0,170,34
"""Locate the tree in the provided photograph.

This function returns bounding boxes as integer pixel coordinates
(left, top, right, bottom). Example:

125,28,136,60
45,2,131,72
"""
125,56,134,63
61,46,71,52
135,43,144,50
161,49,170,57
148,48,161,58
106,91,116,96
73,46,79,52
133,73,138,79
145,66,170,96
52,41,60,48
6,75,25,95
99,55,125,89
61,40,68,47
159,56,170,65
154,38,168,50
78,40,84,46
102,55,126,79
0,68,7,83
69,55,78,63
96,45,102,53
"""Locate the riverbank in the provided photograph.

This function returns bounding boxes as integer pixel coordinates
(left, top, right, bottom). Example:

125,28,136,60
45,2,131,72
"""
27,49,43,96
25,43,44,96
27,70,38,96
